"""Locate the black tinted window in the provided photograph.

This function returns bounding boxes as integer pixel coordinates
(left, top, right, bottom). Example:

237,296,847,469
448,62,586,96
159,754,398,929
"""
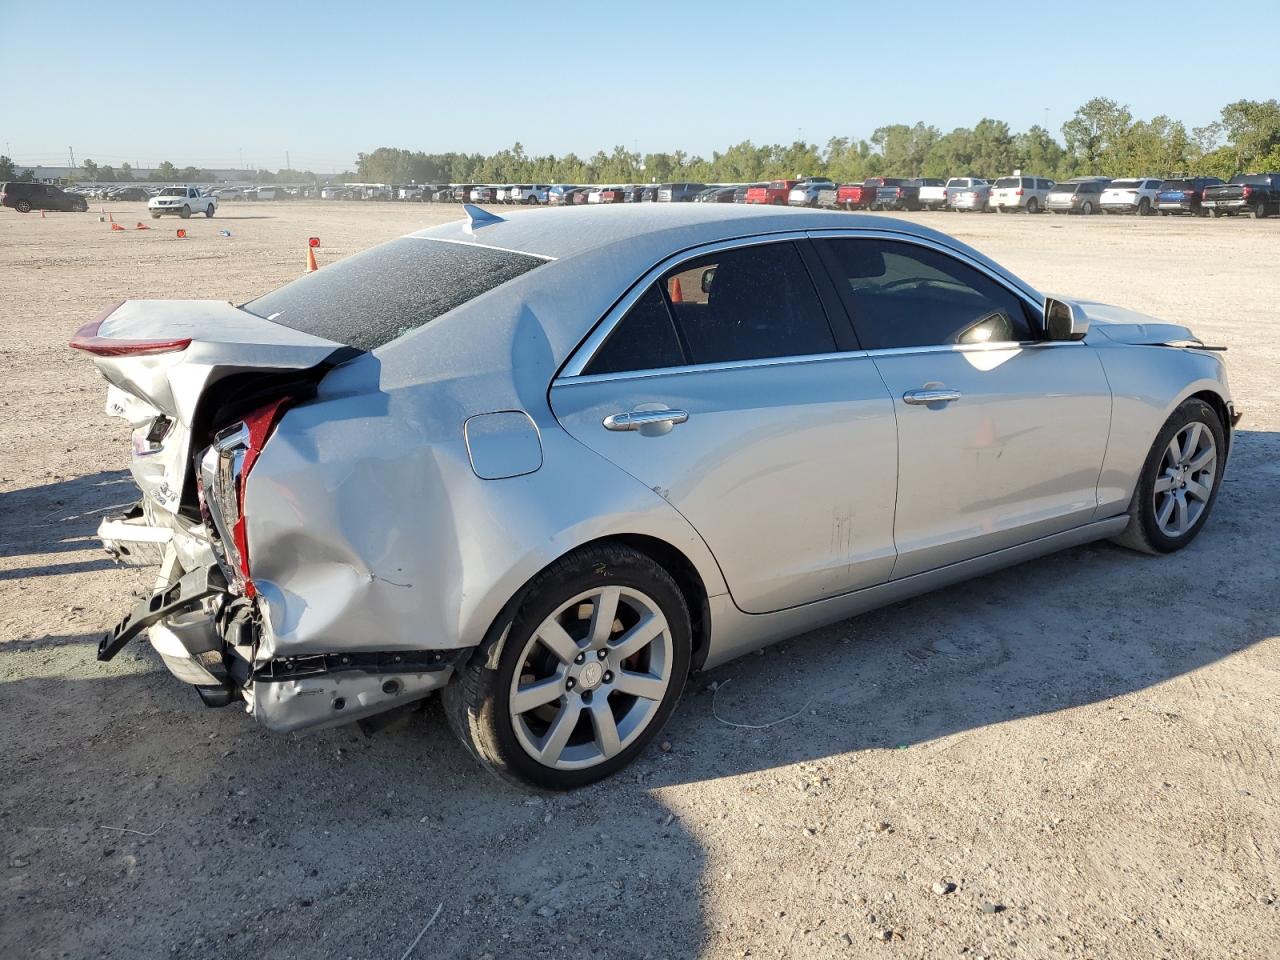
661,242,835,365
244,237,544,351
821,239,1033,350
585,284,684,375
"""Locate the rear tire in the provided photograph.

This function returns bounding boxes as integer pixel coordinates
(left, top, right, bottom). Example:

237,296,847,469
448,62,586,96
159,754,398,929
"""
1080,201,1094,215
443,542,692,790
1137,198,1151,216
1026,198,1040,214
1251,203,1268,219
15,199,31,213
204,205,215,218
1112,398,1225,555
150,212,161,219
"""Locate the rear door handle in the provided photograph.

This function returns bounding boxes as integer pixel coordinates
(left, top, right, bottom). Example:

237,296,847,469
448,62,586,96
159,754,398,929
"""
903,388,961,405
602,409,689,431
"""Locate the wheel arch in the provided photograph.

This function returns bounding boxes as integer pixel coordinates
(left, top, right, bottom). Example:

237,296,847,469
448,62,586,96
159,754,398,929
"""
478,533,714,675
1188,387,1232,459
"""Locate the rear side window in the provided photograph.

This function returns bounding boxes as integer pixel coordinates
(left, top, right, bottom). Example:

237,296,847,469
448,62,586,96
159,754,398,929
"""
584,242,836,373
585,285,684,375
244,237,545,351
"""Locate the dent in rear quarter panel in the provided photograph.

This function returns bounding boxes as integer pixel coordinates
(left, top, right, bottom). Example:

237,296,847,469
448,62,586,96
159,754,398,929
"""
1092,342,1233,517
241,377,727,663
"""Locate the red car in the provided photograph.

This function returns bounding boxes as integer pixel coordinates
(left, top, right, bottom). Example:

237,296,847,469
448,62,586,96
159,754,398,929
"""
836,181,877,210
744,179,797,205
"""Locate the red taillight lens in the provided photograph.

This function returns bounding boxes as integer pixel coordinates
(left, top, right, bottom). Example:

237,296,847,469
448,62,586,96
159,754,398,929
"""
1242,186,1254,198
1016,188,1024,196
70,300,192,356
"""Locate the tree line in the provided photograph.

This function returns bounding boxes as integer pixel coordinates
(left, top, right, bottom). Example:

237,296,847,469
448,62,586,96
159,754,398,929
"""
354,97,1280,186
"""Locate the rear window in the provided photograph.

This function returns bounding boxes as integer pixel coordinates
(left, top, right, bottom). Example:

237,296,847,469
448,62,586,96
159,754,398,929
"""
243,237,546,351
1109,180,1141,188
1049,183,1077,194
1161,180,1191,191
1231,174,1269,184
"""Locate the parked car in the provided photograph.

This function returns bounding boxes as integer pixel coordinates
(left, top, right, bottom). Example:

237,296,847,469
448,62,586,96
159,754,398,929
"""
548,186,581,205
1,181,89,213
990,175,1055,214
816,184,840,208
733,183,760,203
1045,179,1108,215
639,186,659,202
572,188,591,205
916,178,948,210
1155,177,1223,216
657,183,707,202
945,178,991,212
1202,173,1280,218
110,186,153,202
470,186,496,203
148,186,217,219
745,180,796,205
836,181,877,211
874,178,921,211
588,186,629,204
1099,178,1163,216
508,185,551,204
73,204,1238,789
788,178,836,207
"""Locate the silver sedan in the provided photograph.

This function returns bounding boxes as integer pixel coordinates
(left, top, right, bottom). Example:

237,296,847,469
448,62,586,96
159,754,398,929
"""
71,204,1237,789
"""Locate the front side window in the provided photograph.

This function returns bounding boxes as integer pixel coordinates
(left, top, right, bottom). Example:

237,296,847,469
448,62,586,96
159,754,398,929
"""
583,242,836,374
820,239,1034,350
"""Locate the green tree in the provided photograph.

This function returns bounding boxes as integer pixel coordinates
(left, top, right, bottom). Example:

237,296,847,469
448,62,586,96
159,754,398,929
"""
0,155,16,180
1012,125,1064,176
80,158,100,181
153,161,178,182
1218,98,1280,171
118,161,134,180
1061,97,1133,174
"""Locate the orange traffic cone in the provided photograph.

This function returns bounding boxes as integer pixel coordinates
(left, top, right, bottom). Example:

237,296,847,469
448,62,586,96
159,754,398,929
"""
305,246,318,273
110,222,125,232
135,222,149,230
108,212,115,223
669,276,683,303
41,208,46,219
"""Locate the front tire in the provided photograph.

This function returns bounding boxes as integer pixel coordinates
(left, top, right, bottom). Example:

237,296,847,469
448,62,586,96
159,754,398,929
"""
179,205,191,219
444,543,692,790
1112,398,1225,555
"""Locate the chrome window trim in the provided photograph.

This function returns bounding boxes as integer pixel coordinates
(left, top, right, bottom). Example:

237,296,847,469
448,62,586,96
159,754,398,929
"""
555,349,873,388
557,227,1051,382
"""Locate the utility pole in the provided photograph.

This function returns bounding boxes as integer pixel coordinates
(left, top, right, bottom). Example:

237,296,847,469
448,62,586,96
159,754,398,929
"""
285,150,291,173
68,146,76,177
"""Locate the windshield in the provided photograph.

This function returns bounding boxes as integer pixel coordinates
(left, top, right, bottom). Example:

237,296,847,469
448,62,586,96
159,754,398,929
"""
243,237,546,351
159,188,186,196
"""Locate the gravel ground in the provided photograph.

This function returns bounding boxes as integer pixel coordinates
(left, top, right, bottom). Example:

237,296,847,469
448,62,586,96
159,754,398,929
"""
2,201,1278,960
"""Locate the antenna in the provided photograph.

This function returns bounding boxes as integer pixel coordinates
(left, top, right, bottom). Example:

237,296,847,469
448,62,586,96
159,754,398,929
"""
462,204,505,233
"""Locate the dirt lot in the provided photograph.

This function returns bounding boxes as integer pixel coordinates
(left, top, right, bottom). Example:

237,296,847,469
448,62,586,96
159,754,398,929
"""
2,201,1278,960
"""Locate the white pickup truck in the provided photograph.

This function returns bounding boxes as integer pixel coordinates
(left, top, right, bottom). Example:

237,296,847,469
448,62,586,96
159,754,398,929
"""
148,186,217,219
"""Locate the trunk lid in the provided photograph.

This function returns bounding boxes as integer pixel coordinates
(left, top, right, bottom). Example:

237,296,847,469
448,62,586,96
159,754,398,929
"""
74,299,350,515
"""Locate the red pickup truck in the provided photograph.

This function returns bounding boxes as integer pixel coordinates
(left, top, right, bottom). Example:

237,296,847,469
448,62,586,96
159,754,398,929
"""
745,179,797,205
836,180,880,210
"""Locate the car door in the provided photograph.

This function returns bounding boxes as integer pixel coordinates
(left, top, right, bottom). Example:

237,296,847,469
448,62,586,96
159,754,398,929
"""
813,233,1112,580
550,237,899,614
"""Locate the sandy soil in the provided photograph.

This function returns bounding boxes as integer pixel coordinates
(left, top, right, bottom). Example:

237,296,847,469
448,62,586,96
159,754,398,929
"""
2,201,1278,960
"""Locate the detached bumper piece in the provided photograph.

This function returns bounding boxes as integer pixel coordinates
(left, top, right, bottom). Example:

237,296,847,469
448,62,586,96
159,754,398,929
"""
98,564,228,662
251,649,457,683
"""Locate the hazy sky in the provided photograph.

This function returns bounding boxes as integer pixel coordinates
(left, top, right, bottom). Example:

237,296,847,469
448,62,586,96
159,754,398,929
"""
4,0,1275,171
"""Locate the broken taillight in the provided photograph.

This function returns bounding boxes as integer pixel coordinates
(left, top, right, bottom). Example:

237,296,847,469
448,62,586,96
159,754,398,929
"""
199,396,295,598
70,300,193,356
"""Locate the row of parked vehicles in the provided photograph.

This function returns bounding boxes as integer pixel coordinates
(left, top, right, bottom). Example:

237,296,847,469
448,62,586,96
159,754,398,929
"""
397,173,1280,219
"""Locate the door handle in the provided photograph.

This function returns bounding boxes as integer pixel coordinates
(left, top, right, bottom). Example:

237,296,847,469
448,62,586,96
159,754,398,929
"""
602,409,689,431
903,388,961,405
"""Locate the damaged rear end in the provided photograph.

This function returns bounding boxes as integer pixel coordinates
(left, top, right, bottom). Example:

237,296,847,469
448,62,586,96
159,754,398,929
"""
71,298,455,731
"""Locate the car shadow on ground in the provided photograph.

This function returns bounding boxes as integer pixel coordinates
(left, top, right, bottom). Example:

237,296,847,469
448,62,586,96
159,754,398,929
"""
4,430,1274,959
0,470,134,559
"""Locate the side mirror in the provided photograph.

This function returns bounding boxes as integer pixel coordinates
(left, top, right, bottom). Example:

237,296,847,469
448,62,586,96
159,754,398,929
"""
700,267,716,294
1044,297,1088,341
